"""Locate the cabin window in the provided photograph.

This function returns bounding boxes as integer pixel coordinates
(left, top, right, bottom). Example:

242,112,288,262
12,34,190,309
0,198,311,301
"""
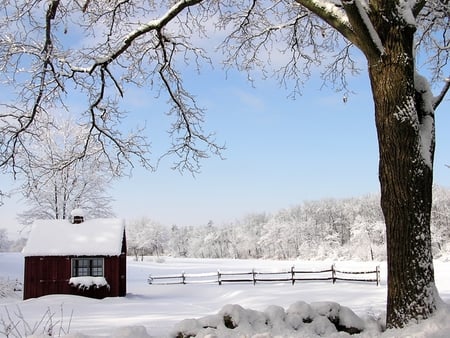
72,258,104,277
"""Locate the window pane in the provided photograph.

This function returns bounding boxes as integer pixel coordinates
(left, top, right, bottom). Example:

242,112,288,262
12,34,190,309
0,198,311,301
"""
78,267,90,276
79,259,89,268
91,258,104,276
92,258,102,268
91,267,102,276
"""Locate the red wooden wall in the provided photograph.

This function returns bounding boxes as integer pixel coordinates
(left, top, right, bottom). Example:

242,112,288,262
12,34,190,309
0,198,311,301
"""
23,231,127,300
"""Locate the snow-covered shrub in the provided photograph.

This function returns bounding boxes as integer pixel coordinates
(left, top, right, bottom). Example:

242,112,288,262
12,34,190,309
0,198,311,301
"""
171,301,380,337
310,301,365,334
69,277,109,291
286,301,316,327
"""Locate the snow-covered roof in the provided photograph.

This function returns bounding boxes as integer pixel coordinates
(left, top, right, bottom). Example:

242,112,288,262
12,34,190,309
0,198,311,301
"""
22,218,125,257
71,208,85,217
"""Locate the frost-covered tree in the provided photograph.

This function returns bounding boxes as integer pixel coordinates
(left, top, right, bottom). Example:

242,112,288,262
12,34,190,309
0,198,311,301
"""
228,214,267,259
168,225,191,257
17,116,115,224
0,0,449,328
231,213,267,259
0,229,11,252
127,217,169,259
431,186,450,256
193,222,232,258
259,217,289,259
351,215,385,260
0,191,6,207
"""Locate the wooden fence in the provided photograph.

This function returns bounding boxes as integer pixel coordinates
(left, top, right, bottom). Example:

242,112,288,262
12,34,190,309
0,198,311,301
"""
147,265,380,286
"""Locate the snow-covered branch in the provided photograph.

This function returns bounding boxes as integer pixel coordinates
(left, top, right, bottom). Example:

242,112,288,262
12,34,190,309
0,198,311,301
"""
340,0,384,59
0,0,225,175
218,0,358,95
433,76,450,110
294,0,356,43
68,0,204,75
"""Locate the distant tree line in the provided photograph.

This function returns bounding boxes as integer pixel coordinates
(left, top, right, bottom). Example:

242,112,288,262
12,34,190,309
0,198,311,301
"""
127,186,450,261
2,186,449,260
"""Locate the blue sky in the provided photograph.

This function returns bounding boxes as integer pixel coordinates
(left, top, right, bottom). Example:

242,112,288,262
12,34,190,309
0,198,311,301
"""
109,66,450,227
1,56,450,235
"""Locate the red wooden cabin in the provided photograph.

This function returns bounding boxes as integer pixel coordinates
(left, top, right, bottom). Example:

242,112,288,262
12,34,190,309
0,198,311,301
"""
22,211,126,300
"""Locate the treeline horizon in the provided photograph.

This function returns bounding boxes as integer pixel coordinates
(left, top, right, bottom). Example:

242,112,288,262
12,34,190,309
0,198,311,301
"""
127,186,450,261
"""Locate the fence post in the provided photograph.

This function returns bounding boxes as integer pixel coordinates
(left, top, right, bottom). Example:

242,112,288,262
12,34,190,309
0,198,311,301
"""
376,265,380,286
182,271,186,285
218,270,222,286
252,268,256,285
291,266,295,285
332,264,336,284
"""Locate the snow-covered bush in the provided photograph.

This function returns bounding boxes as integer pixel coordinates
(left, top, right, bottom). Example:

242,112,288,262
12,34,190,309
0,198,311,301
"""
171,301,382,338
69,277,109,291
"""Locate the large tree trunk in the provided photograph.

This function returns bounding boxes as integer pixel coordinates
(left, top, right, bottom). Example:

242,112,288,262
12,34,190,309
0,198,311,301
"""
367,23,439,328
295,0,444,327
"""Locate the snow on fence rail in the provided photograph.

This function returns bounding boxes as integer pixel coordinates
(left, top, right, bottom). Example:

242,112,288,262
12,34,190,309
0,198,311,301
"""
147,265,380,286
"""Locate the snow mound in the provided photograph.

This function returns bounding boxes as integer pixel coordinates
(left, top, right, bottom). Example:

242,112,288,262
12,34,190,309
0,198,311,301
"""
110,326,152,338
171,301,378,337
27,326,151,338
0,277,21,298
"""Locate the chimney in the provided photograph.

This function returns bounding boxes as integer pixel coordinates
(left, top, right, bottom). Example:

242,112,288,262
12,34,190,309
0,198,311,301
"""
71,208,85,224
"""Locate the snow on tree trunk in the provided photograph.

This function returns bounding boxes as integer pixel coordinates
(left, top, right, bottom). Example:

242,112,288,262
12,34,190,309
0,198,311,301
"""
367,21,438,328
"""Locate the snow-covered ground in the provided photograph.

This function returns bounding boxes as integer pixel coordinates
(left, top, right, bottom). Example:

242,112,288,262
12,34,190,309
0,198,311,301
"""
1,252,450,337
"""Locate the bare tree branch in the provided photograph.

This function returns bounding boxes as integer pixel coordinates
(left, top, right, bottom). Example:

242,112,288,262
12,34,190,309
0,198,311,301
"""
0,0,226,177
0,0,448,180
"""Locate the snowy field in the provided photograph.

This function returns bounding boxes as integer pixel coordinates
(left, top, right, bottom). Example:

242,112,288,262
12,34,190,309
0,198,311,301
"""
1,253,450,337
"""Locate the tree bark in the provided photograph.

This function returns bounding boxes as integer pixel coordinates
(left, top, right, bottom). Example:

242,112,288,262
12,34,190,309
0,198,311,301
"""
367,20,438,328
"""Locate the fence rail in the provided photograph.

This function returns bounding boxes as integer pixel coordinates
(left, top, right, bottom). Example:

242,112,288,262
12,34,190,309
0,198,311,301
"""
148,265,380,286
